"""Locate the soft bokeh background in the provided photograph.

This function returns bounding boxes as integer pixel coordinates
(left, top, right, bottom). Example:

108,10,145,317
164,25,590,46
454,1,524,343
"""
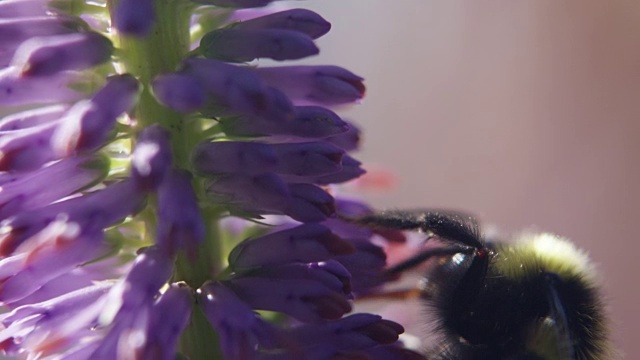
296,0,639,357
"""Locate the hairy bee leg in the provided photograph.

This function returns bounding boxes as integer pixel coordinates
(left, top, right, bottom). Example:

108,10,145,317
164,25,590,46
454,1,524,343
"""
357,209,483,249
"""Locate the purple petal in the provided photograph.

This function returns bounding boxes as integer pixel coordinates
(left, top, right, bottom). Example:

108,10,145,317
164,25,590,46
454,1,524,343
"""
256,65,365,106
12,32,113,77
131,125,172,191
235,9,331,39
309,155,366,185
325,122,361,151
199,28,318,62
0,0,53,18
156,170,205,256
228,223,354,270
0,155,109,221
113,0,155,37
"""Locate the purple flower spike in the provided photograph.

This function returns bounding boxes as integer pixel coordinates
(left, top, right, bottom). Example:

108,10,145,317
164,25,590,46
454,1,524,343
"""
51,74,139,155
227,261,352,322
132,125,172,191
198,281,280,360
219,105,349,139
286,183,335,222
192,0,276,8
113,0,156,37
228,223,354,270
192,141,278,175
156,170,205,257
152,73,205,113
0,104,68,131
0,155,108,221
182,58,293,119
200,28,318,62
282,313,405,358
256,65,365,106
235,9,331,40
12,32,113,77
141,283,193,359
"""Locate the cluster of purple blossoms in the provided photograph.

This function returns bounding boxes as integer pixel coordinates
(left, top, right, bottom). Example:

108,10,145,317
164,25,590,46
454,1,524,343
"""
0,0,423,359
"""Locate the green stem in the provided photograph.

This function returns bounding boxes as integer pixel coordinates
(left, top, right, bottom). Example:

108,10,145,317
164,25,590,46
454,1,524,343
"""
108,1,224,358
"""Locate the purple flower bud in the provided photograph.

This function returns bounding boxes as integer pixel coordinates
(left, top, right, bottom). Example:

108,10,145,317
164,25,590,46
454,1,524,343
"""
286,183,335,222
0,179,145,256
0,104,68,131
333,240,391,293
12,32,113,77
152,73,205,113
192,0,275,8
205,173,291,214
227,260,352,322
235,9,331,39
220,105,349,139
325,122,361,151
0,155,109,221
310,155,366,185
131,125,172,190
200,28,318,62
192,141,278,175
51,74,139,155
0,66,82,106
181,58,293,119
112,0,155,37
198,281,280,359
141,283,193,359
0,16,81,66
156,170,205,257
0,0,52,18
283,314,405,358
0,121,59,171
272,142,343,176
256,65,365,106
228,224,354,270
0,283,113,354
0,225,107,304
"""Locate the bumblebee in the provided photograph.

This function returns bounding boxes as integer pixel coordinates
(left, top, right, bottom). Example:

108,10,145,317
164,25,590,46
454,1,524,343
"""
356,210,611,360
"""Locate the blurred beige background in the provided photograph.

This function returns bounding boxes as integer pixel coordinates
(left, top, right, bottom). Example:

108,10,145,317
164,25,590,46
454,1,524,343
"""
297,0,640,357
